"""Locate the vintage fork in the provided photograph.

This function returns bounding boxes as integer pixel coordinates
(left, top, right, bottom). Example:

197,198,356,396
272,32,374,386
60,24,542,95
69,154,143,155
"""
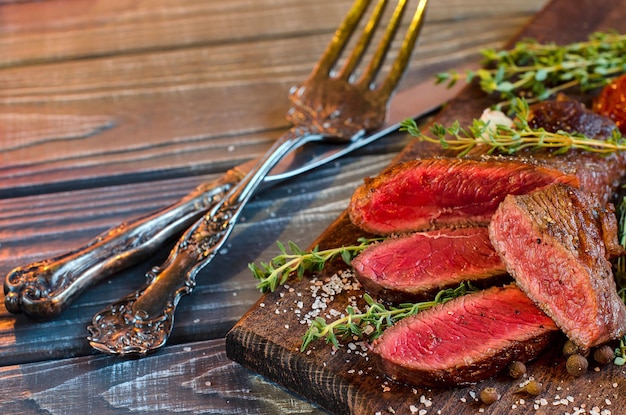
87,0,429,356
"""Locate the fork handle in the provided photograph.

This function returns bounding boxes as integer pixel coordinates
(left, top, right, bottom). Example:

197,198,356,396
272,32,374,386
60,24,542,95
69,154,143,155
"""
4,172,242,318
88,129,308,356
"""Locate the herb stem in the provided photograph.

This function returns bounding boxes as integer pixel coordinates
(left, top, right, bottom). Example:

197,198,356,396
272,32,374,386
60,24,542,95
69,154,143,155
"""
400,98,626,157
613,197,626,365
301,283,475,351
248,238,381,292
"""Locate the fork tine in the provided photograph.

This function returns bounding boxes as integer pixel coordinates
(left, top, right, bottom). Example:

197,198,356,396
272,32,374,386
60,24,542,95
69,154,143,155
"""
358,0,409,86
376,0,429,97
314,0,372,76
336,0,388,80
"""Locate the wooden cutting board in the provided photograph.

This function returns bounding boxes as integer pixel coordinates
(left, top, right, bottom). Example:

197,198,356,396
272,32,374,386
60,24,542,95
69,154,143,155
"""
226,1,626,413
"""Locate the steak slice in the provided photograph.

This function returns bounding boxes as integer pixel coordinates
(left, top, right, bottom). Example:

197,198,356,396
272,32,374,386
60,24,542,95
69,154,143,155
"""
349,157,579,235
352,227,509,302
370,285,559,387
489,184,626,349
350,97,626,236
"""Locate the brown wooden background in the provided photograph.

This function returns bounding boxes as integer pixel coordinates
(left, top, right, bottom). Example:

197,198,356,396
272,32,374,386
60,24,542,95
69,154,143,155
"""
0,0,572,413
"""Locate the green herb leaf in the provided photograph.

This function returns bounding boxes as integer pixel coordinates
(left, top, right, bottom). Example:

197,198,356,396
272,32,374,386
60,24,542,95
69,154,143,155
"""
613,197,626,365
437,31,626,107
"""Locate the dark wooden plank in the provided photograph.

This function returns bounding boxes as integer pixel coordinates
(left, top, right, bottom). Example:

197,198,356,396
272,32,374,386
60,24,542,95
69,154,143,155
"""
0,0,546,197
226,0,626,414
0,338,328,414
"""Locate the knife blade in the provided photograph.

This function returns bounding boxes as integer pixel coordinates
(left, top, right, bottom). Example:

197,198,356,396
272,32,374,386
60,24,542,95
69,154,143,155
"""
4,68,470,318
244,72,468,183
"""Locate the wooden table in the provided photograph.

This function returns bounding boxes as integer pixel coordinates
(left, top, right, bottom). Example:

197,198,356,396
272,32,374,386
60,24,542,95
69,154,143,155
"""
0,0,551,413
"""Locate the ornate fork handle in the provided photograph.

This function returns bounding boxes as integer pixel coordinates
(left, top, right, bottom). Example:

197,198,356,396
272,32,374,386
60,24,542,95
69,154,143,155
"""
87,129,321,356
4,175,238,318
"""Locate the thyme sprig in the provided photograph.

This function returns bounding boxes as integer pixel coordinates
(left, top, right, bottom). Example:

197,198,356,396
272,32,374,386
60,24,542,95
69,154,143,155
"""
438,31,626,107
613,197,626,365
300,282,475,351
400,98,626,157
249,237,381,293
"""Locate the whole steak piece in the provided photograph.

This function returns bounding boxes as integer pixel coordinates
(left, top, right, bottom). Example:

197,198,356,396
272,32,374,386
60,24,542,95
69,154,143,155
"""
352,227,509,302
370,285,559,387
489,184,626,349
348,157,579,235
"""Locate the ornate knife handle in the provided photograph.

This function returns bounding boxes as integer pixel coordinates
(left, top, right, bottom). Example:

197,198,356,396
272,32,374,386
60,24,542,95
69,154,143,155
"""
87,130,312,356
4,175,238,318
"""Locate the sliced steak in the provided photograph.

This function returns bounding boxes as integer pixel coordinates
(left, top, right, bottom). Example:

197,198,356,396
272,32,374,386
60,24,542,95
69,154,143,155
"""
352,227,509,302
370,285,559,387
349,98,626,235
348,157,579,235
489,184,626,349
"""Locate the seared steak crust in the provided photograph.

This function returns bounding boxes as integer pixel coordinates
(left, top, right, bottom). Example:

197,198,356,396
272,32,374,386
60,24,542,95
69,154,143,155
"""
348,157,579,235
489,184,626,349
526,98,626,205
528,95,617,140
352,227,509,302
371,285,559,387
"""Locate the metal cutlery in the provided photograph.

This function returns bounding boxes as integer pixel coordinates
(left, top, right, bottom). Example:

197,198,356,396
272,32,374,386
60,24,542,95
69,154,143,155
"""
85,0,430,356
2,64,464,322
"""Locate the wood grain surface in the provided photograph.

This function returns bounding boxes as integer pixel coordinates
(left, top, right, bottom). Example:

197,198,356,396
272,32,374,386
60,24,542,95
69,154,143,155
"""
0,0,559,413
226,0,626,414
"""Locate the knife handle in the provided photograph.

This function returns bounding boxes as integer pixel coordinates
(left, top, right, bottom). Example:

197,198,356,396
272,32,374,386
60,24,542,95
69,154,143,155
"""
3,172,241,318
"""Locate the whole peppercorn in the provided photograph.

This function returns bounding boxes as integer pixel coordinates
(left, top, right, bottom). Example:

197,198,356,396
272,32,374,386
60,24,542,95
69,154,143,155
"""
479,386,499,405
526,380,543,396
508,361,527,379
593,345,614,365
562,340,580,357
514,380,543,396
566,353,589,377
